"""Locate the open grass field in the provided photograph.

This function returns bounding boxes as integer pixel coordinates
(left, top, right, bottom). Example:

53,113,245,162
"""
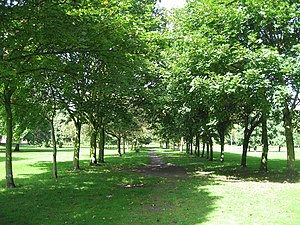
0,145,299,225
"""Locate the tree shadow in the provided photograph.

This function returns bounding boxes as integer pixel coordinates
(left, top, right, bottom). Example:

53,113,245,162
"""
0,152,220,225
18,148,74,153
170,151,300,183
0,153,31,162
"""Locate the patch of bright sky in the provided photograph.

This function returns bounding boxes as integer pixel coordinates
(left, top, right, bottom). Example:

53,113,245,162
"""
156,0,186,10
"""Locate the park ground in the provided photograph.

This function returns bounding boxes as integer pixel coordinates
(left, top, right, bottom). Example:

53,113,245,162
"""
0,145,300,225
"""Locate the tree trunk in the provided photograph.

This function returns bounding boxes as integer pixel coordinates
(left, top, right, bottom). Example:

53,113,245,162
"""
206,140,209,160
190,136,193,155
241,113,262,167
49,118,58,178
283,103,296,175
219,130,225,163
186,138,190,154
165,139,169,149
98,125,105,163
260,113,269,172
201,141,205,158
73,121,81,171
209,136,213,161
4,88,16,188
241,130,250,167
196,133,200,157
179,137,184,152
117,136,122,157
241,114,250,167
90,129,97,165
160,142,163,148
123,137,126,155
14,143,20,152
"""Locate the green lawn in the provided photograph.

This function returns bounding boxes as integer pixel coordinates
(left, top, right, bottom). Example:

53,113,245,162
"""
0,145,299,225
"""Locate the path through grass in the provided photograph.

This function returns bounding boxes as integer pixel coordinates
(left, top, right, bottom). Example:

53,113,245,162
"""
0,145,299,224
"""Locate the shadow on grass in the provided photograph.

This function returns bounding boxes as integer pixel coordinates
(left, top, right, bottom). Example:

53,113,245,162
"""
0,157,31,163
162,151,299,183
0,149,220,225
18,147,74,153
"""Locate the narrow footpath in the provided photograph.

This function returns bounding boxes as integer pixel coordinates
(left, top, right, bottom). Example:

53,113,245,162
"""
139,148,187,179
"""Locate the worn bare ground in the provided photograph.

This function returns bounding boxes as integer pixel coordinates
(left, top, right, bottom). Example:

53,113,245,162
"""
138,149,187,179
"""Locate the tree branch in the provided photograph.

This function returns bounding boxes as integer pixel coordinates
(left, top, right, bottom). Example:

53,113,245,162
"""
291,89,299,111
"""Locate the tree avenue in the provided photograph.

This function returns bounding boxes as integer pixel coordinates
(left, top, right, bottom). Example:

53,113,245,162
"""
158,0,299,173
0,0,160,187
0,0,299,188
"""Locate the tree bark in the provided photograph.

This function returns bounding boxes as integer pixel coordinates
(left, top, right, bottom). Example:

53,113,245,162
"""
179,137,184,152
241,113,262,167
196,133,200,157
283,102,296,175
186,138,190,154
206,140,209,160
117,135,122,157
190,136,193,155
4,87,16,188
217,121,228,162
165,139,169,149
90,129,97,165
241,130,251,167
201,137,205,158
14,143,20,152
260,112,269,172
49,118,58,179
241,113,250,167
122,137,126,155
218,130,225,163
209,136,213,161
73,121,81,170
98,125,105,163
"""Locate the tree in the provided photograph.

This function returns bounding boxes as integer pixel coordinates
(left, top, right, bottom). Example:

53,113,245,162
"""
168,0,299,172
0,0,91,187
240,0,300,173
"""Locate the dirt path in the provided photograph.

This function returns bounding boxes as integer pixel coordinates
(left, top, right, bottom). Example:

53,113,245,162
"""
139,148,187,179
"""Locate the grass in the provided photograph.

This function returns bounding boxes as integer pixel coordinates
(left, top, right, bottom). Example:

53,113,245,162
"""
0,145,299,225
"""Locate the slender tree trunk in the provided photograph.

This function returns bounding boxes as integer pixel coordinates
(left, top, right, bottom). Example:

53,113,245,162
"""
201,137,205,158
117,136,122,157
73,121,81,171
123,137,126,155
49,118,58,178
186,138,190,154
165,140,169,149
98,125,105,163
90,129,97,165
260,113,269,172
190,136,193,155
283,103,296,175
206,140,210,160
179,137,184,152
14,143,20,152
201,140,205,158
196,133,200,157
241,113,262,167
133,140,138,152
160,142,163,148
209,136,213,161
4,88,16,188
219,130,225,163
241,131,250,167
241,116,250,167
